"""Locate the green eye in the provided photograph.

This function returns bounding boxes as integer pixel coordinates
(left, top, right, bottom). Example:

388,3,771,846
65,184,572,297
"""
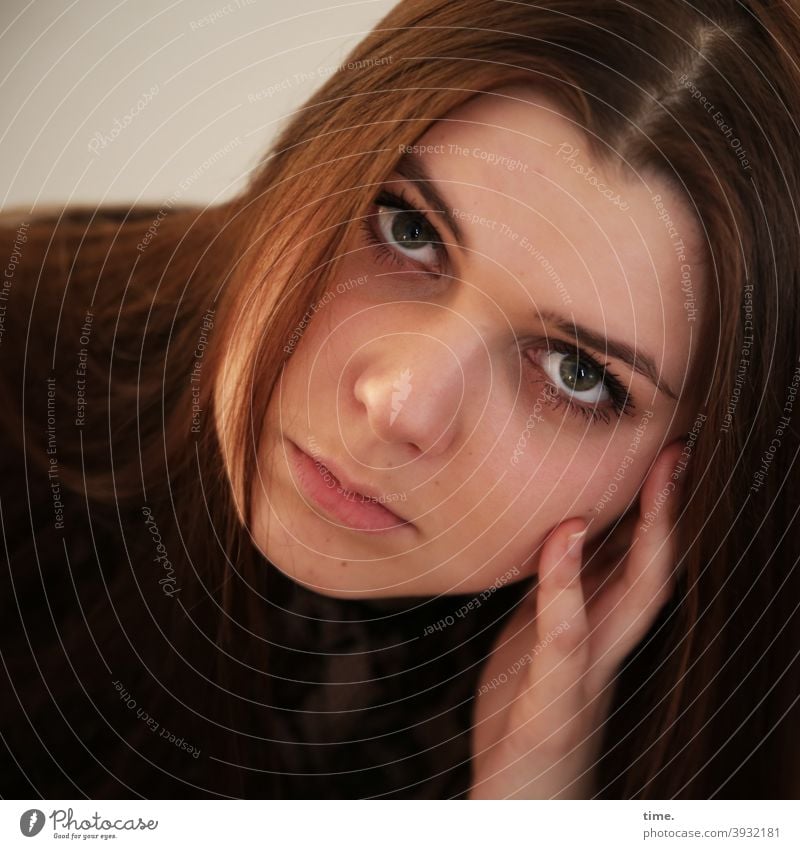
527,343,634,424
381,208,439,252
364,189,446,275
559,352,602,393
538,350,611,405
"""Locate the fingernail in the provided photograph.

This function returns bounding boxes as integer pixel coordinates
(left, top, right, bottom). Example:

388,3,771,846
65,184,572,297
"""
565,528,586,558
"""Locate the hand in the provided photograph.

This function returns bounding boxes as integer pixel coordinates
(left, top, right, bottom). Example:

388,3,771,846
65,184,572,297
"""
468,440,685,799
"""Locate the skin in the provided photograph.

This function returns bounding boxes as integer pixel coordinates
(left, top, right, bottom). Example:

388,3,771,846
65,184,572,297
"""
468,441,686,798
247,84,704,601
232,83,708,798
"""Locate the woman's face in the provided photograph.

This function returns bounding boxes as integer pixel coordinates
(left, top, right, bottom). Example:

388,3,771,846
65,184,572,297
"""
249,85,704,599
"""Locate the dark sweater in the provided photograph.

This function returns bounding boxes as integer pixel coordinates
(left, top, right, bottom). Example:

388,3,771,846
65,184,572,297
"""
0,447,531,799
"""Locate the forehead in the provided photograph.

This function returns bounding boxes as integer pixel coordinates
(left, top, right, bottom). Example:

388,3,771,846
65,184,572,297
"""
409,87,703,376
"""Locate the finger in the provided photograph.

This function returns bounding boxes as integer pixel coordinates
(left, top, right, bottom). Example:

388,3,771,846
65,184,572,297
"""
581,509,638,599
589,441,684,682
628,440,685,598
508,517,589,753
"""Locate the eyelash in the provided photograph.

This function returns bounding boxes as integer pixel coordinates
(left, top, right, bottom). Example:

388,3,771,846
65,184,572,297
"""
527,339,636,425
361,187,636,425
360,188,448,276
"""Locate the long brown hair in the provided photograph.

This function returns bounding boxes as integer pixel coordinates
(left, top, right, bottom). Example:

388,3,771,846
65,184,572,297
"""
2,0,799,798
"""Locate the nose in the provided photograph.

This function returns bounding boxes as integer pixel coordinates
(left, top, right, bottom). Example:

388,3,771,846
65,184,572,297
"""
352,323,489,455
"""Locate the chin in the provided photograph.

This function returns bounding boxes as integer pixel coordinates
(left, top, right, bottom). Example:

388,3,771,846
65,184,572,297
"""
264,546,535,602
260,549,410,600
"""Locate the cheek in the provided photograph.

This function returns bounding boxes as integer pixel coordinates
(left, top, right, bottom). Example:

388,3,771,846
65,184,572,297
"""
274,293,367,397
511,439,658,526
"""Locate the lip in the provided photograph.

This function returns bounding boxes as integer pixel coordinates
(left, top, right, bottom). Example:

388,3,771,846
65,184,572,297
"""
286,438,413,533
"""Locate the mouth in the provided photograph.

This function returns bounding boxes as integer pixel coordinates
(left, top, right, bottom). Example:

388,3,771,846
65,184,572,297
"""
286,438,413,533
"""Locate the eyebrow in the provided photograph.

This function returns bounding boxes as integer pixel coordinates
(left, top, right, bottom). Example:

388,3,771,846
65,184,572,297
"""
393,152,467,248
392,153,678,402
539,309,679,400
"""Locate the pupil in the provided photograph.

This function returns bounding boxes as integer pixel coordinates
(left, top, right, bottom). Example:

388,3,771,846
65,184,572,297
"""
392,211,430,249
559,353,599,392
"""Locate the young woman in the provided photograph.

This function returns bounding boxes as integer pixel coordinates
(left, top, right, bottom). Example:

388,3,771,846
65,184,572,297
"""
2,0,799,799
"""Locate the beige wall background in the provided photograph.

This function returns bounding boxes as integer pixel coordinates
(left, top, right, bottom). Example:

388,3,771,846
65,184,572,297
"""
0,0,397,211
